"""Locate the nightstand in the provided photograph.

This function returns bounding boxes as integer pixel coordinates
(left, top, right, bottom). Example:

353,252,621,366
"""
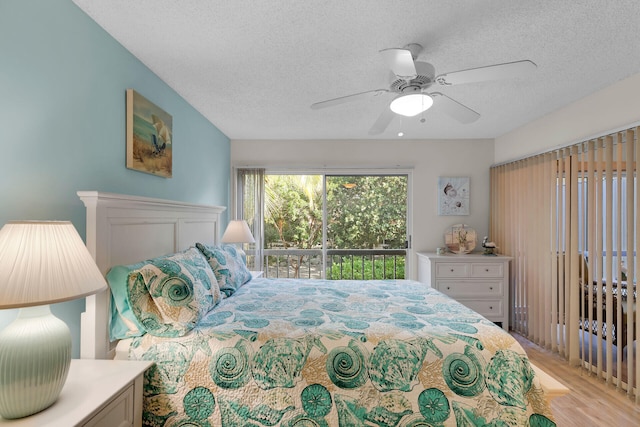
0,359,152,427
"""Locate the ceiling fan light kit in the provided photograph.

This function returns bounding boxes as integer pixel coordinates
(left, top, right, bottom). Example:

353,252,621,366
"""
390,93,433,117
311,42,536,134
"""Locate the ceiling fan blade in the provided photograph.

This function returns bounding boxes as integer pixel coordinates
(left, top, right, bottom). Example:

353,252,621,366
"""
431,92,480,124
435,60,537,86
311,89,388,110
368,105,395,135
379,48,417,80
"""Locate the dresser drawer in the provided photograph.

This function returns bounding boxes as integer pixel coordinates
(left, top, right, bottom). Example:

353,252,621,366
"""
436,280,503,297
84,383,134,427
458,299,504,318
471,263,504,278
435,263,469,277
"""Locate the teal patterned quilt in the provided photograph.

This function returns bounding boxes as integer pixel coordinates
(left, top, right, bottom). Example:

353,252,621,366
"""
125,278,555,426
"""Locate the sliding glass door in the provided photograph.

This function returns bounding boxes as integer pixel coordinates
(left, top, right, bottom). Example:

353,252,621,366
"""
325,175,408,279
257,172,409,279
263,174,323,278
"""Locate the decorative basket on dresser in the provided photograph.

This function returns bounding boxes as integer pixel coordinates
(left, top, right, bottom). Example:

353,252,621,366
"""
417,252,512,331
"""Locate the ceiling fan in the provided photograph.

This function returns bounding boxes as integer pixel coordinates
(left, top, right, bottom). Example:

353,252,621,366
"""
310,43,537,135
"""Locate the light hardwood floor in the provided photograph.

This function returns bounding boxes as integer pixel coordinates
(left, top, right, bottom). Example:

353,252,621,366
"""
514,333,640,426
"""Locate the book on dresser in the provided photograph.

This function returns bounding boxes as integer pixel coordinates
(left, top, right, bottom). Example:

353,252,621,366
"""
416,252,512,331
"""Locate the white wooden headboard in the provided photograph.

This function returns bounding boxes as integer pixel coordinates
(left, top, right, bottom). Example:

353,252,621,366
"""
77,191,226,359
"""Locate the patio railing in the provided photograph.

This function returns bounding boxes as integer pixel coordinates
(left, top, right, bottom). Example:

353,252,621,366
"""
260,248,406,279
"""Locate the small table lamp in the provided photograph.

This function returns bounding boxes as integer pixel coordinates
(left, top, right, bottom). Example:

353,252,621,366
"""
221,219,256,244
0,221,107,419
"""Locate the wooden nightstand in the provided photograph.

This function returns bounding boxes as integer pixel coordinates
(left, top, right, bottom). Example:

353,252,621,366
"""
0,359,152,427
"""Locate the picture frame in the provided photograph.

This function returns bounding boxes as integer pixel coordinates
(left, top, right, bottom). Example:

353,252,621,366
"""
126,89,173,178
438,176,469,215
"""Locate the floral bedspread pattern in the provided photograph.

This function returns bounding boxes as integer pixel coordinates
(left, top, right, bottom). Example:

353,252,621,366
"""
126,279,555,427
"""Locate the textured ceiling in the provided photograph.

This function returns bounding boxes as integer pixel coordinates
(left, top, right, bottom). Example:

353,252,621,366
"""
72,0,640,140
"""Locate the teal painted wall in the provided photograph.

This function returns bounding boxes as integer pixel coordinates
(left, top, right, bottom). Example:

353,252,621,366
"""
0,0,230,357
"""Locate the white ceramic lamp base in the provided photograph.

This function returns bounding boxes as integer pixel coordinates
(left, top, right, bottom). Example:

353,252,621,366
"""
0,305,72,419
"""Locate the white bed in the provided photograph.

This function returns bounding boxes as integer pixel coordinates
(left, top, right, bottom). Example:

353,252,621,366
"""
77,191,566,426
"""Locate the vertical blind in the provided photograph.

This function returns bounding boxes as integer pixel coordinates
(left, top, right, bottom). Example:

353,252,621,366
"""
490,126,639,400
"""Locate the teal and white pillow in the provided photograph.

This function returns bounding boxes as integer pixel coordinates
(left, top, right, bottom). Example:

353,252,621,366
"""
109,247,222,339
196,243,252,297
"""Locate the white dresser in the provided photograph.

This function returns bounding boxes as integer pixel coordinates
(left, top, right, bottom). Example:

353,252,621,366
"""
416,252,511,331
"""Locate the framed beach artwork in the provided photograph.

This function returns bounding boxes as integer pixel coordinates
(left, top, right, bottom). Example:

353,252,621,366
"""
126,89,173,178
438,176,470,215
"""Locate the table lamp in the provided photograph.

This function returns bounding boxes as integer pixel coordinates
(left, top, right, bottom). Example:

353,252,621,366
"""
0,221,107,419
221,219,256,244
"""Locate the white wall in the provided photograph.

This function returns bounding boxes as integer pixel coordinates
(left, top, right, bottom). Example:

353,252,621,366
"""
495,72,640,164
231,138,494,279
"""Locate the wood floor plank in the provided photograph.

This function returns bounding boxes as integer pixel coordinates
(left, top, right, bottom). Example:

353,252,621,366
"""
513,333,640,426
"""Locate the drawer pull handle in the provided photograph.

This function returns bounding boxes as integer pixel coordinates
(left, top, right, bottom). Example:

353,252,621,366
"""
446,286,450,290
489,287,493,290
485,268,489,272
450,269,454,272
489,306,493,310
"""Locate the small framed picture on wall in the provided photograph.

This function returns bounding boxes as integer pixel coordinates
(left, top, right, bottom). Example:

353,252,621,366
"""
438,176,469,215
126,89,173,178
